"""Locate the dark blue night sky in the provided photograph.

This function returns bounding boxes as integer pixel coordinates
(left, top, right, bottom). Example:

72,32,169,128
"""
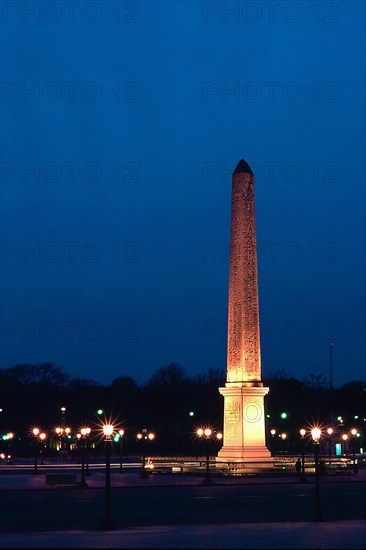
1,1,365,386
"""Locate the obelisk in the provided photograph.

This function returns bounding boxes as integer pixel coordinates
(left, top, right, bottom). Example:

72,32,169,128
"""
217,159,272,469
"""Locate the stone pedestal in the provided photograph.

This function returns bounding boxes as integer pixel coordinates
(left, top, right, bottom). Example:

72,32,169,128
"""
216,384,272,471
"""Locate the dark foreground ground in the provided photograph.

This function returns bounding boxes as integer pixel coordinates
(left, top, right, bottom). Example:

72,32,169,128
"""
0,465,365,548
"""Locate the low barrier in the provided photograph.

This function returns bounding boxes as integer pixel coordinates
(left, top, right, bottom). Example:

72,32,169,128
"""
46,473,77,485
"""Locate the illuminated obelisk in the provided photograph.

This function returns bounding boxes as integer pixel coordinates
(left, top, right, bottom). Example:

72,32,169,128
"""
217,159,272,469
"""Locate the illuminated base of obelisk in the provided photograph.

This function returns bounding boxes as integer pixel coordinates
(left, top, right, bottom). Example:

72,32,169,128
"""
216,384,273,472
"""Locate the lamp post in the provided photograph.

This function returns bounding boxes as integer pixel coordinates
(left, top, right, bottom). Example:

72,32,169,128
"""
99,424,116,530
270,429,276,454
55,425,71,458
350,428,358,473
39,432,46,464
31,428,40,474
137,429,155,478
118,429,125,473
197,428,212,485
341,433,348,456
326,427,333,465
280,432,287,454
59,406,67,452
82,427,91,476
311,427,324,522
196,427,222,485
299,429,307,482
6,432,14,464
78,428,90,488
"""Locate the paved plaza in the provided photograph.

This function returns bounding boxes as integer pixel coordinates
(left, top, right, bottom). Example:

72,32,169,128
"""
1,520,365,549
0,468,365,549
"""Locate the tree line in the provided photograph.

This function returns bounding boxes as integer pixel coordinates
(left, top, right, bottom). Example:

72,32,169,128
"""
0,362,364,454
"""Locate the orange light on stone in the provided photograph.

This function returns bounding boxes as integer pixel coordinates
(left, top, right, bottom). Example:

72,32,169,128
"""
217,160,272,468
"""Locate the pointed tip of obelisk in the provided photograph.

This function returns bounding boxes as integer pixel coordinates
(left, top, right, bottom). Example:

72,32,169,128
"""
233,159,253,175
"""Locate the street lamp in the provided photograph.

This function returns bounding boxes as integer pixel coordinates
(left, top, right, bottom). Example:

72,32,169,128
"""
30,428,46,472
78,428,90,488
341,433,348,456
270,429,276,454
55,426,72,457
350,428,358,473
311,427,324,522
299,429,307,482
39,432,46,464
81,427,91,476
196,427,222,485
326,427,334,463
280,432,287,454
117,429,125,473
31,428,40,474
59,406,67,451
136,429,155,478
98,423,116,530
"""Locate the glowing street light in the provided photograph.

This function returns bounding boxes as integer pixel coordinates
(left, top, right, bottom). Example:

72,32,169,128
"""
270,429,277,454
298,429,307,482
55,426,72,455
311,427,324,522
32,427,41,475
78,427,91,487
136,429,155,478
99,423,116,530
280,432,287,454
326,427,334,461
196,427,222,485
117,429,125,474
341,433,349,456
81,427,91,477
350,428,358,473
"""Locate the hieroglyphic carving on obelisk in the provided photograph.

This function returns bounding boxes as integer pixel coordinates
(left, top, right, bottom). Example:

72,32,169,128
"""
227,159,261,384
217,159,272,468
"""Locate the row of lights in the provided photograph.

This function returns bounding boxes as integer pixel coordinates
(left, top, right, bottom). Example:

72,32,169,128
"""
270,427,361,439
29,425,156,445
196,428,223,441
